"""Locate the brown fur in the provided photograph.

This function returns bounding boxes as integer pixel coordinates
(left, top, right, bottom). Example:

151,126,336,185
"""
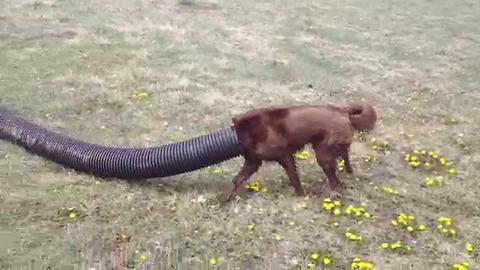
225,102,377,200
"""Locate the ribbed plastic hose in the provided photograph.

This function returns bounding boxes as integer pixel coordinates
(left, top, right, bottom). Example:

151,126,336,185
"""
0,107,244,179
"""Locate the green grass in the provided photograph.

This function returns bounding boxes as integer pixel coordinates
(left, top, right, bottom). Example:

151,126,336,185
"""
1,0,480,269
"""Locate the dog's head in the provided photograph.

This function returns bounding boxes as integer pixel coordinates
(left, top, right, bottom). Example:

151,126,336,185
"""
232,112,265,150
344,102,377,132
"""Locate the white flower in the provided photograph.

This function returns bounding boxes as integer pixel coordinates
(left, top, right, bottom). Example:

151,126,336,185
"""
197,195,206,204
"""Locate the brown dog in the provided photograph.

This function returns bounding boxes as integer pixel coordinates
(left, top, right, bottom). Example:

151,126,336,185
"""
225,102,377,200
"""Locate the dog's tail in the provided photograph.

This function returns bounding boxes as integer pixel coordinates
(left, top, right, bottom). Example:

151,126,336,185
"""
341,103,377,132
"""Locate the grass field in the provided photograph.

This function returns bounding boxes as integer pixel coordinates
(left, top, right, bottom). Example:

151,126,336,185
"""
1,0,480,269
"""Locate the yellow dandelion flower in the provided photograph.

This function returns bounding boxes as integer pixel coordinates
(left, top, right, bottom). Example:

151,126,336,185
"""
311,253,320,261
448,168,457,175
295,150,310,160
452,262,470,270
438,216,453,225
132,90,152,98
351,258,360,269
391,241,402,250
418,224,426,231
381,243,389,249
425,177,435,186
407,226,415,232
248,224,255,231
345,231,362,241
139,255,147,262
333,208,342,216
69,212,77,219
323,257,332,265
209,258,217,266
358,262,374,269
466,242,474,253
274,234,282,241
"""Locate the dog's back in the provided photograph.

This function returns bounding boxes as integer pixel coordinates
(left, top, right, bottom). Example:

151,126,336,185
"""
282,106,354,146
232,103,376,152
233,105,352,149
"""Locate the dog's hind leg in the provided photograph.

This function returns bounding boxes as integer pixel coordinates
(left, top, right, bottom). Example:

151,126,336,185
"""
339,143,353,174
277,155,304,196
312,142,343,199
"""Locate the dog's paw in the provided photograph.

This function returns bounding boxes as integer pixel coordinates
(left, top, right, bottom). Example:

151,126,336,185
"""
328,189,343,200
294,187,305,196
215,192,233,206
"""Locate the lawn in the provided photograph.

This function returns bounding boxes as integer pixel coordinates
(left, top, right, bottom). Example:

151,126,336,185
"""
1,0,479,269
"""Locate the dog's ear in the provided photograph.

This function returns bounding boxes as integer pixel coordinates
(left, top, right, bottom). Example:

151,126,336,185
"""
232,113,264,148
232,114,262,133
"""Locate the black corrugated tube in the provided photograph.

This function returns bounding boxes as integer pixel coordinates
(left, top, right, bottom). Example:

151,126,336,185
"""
0,107,244,179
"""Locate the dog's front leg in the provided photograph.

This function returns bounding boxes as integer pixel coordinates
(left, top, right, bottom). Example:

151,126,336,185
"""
277,155,304,196
224,157,261,201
